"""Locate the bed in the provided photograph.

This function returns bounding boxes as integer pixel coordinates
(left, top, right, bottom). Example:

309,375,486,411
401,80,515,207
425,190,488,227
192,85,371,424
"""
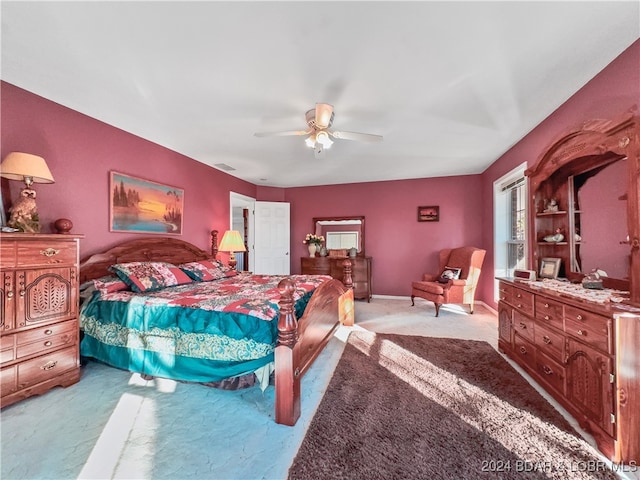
78,231,353,426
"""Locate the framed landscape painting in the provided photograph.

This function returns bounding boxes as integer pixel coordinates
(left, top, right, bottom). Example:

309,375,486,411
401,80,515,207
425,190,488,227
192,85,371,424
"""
110,171,183,234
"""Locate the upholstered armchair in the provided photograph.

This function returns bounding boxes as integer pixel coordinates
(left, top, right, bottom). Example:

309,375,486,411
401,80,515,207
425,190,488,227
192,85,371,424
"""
411,246,486,317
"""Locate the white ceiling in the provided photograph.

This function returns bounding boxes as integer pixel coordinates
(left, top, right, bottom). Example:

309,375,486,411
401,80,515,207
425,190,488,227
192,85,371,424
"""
2,1,638,187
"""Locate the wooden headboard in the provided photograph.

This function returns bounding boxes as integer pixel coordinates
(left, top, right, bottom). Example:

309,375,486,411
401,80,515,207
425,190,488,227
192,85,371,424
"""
79,232,218,284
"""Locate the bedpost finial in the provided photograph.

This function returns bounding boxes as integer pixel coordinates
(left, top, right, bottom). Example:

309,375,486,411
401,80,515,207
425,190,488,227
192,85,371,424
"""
277,278,298,348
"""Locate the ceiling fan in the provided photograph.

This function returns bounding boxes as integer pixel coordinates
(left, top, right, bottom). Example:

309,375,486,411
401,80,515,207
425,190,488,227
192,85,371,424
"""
254,103,383,159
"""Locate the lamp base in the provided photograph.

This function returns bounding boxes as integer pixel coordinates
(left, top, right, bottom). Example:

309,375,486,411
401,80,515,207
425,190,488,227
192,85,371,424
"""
7,187,41,233
228,252,237,270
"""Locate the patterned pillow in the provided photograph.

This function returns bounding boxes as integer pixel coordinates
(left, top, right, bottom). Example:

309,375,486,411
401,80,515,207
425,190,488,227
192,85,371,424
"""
109,261,193,293
179,260,238,281
93,275,130,295
438,266,462,284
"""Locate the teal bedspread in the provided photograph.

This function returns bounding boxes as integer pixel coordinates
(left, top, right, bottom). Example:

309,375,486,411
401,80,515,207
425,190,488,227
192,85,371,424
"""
80,273,329,383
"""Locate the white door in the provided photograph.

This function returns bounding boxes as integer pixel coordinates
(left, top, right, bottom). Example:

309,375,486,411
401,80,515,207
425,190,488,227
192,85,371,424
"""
254,201,290,275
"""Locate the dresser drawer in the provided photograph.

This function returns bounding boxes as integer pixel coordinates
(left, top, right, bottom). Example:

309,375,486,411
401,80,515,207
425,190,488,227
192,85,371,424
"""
535,297,564,331
564,315,610,353
498,282,513,304
511,287,534,316
300,258,331,275
534,322,564,363
513,310,535,343
17,346,77,390
15,320,77,346
513,334,536,371
17,330,77,360
1,335,16,364
534,351,566,396
1,365,17,397
17,241,78,268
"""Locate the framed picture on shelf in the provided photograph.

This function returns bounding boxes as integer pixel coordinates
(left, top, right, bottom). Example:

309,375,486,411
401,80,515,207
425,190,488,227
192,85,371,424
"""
539,257,561,279
418,205,439,222
110,171,184,234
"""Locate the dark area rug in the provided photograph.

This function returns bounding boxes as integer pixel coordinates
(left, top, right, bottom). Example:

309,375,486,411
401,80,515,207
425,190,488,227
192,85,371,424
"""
288,331,619,480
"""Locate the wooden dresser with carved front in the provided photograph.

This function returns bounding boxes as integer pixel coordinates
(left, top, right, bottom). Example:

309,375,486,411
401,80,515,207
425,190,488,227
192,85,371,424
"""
1,233,83,407
498,278,639,465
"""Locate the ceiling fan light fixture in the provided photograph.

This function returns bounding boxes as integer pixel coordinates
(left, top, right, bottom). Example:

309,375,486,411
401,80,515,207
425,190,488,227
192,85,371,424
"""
305,133,316,148
316,130,333,148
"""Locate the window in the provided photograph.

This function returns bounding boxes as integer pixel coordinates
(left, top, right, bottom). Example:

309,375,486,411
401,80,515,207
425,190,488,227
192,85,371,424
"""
494,163,528,300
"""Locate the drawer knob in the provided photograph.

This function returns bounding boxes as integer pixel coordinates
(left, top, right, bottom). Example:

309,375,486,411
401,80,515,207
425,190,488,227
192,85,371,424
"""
516,294,522,298
7,291,14,299
519,346,527,355
44,329,53,335
576,314,583,321
543,336,551,345
517,304,522,308
40,248,60,257
44,341,52,347
542,365,554,376
519,322,527,329
544,315,550,320
544,303,549,308
577,329,584,336
40,360,58,371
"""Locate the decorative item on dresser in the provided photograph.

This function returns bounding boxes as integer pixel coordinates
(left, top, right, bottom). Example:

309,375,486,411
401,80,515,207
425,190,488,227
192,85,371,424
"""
0,152,55,233
1,232,83,408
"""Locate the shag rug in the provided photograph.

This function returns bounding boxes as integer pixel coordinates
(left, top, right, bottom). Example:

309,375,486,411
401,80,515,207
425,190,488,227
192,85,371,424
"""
288,331,619,480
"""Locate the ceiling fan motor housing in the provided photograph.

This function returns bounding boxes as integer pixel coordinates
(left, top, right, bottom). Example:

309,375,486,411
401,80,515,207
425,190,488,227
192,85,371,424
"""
305,108,334,130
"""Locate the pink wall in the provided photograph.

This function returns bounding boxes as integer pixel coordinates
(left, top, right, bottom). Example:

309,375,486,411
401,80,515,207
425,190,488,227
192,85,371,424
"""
1,82,257,259
285,176,484,297
479,39,639,308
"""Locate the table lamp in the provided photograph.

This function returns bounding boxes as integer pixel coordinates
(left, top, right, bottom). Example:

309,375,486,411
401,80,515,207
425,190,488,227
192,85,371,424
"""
0,152,55,232
218,230,247,269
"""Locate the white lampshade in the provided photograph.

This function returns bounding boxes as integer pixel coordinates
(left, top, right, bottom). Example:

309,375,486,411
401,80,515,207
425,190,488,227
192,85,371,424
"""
0,152,55,185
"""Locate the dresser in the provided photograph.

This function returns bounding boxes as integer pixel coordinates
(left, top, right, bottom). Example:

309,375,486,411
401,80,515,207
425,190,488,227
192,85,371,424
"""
301,256,372,301
1,233,83,407
498,278,639,464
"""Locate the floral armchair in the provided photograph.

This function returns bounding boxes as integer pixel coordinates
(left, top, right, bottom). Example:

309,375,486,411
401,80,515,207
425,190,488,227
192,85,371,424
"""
411,246,486,317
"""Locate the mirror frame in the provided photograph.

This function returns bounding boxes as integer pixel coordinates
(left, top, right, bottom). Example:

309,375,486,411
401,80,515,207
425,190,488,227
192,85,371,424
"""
313,216,365,256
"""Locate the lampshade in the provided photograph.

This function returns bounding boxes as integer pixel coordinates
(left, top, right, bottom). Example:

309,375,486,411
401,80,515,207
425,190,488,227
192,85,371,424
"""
218,230,247,253
0,152,55,186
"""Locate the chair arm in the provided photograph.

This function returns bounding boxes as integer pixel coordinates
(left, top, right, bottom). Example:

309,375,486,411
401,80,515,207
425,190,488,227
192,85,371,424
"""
422,273,439,281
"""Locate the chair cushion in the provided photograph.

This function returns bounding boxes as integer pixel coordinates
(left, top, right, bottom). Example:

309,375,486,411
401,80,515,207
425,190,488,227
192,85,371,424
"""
411,281,445,295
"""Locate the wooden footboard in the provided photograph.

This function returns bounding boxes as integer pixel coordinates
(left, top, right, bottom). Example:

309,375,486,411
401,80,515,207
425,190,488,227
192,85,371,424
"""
275,259,352,426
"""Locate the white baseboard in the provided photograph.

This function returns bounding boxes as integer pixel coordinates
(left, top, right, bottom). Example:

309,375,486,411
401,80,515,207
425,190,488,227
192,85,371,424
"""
369,295,498,315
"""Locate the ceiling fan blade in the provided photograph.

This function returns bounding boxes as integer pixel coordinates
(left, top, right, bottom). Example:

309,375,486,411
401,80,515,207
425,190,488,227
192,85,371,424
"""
330,130,383,143
315,103,334,129
254,129,311,138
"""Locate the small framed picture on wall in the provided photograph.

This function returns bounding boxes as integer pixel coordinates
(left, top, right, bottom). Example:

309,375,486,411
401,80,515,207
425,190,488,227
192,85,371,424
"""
418,205,439,222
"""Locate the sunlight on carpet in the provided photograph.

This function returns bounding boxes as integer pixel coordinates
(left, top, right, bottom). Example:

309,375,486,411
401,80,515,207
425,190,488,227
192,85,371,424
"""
347,330,610,471
78,392,155,479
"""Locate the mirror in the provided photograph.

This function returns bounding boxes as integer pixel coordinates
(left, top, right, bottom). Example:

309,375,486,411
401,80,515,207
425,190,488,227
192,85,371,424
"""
573,157,629,279
313,216,365,255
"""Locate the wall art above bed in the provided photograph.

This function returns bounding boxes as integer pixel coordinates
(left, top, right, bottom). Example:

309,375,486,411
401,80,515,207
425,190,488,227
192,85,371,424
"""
110,171,184,234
